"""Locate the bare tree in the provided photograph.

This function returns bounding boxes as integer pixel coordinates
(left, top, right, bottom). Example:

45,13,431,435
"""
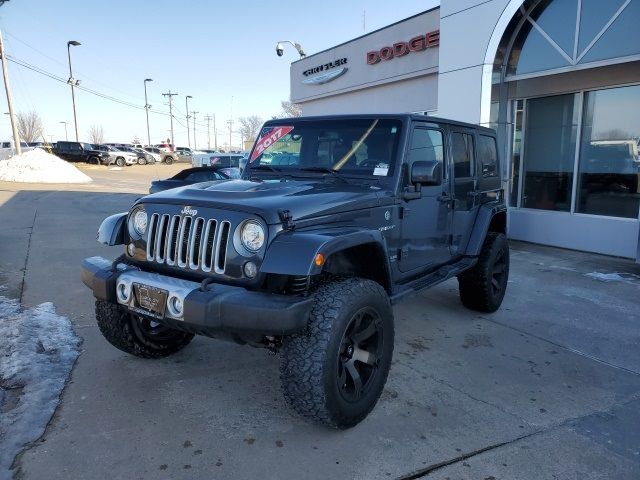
131,135,142,145
238,116,264,143
88,125,105,144
16,111,43,143
280,100,302,118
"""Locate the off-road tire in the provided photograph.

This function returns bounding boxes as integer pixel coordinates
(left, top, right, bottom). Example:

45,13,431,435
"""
280,278,394,429
458,232,509,313
116,157,125,167
164,156,173,165
95,300,194,358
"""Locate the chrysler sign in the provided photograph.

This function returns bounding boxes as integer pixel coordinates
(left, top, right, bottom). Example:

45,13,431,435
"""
367,30,440,65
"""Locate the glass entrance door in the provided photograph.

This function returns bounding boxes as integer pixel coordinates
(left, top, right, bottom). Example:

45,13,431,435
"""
521,93,580,212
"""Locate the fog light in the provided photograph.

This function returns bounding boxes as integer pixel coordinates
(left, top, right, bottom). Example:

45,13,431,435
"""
243,261,258,278
168,296,183,317
117,282,130,302
127,243,136,256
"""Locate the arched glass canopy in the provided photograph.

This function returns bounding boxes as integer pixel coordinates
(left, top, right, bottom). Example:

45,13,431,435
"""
507,0,640,78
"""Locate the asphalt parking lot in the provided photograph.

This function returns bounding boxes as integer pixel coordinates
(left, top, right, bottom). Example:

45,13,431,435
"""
1,165,639,480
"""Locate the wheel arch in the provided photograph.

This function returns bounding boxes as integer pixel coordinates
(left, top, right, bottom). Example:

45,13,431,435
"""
463,203,507,257
260,229,392,292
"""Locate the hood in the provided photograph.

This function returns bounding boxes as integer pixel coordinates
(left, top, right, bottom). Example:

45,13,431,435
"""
141,178,387,224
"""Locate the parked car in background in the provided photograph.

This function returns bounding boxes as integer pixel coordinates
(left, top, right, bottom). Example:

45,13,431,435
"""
142,147,163,163
148,166,237,194
154,143,175,153
118,146,155,165
145,146,177,164
191,152,245,168
92,144,138,167
52,141,110,164
0,140,33,160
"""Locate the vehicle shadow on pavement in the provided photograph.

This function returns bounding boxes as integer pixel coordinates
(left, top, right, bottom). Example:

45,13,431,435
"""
0,189,639,480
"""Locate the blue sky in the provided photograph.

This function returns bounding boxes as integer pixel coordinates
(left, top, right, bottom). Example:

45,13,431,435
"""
0,0,438,148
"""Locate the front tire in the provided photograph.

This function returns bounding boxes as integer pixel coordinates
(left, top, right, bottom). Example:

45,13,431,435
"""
164,156,173,165
115,157,125,167
280,278,394,429
87,155,100,165
138,157,147,165
458,232,509,313
95,300,194,358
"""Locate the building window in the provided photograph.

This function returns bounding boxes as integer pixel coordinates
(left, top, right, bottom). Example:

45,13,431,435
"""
507,0,640,78
576,85,640,218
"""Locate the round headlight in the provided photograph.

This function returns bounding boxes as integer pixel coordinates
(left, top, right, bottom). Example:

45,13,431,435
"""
240,221,265,252
133,210,147,236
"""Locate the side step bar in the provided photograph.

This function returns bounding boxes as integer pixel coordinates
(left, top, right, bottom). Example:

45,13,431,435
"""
389,257,477,305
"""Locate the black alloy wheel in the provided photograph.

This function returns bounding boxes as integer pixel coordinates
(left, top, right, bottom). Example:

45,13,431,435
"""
337,307,383,403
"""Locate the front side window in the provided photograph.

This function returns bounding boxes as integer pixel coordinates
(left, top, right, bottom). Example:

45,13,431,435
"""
248,119,402,179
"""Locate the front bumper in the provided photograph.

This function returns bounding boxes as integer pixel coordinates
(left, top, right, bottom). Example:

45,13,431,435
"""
81,256,312,336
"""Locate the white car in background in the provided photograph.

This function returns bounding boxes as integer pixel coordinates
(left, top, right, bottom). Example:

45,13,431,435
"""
93,144,138,167
191,152,245,169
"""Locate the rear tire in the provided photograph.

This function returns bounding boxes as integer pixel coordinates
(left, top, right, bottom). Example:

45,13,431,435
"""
164,156,173,165
95,300,194,358
116,157,125,167
280,278,394,429
458,232,509,313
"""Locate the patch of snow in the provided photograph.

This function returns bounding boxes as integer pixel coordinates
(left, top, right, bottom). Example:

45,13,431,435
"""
585,272,640,284
0,149,92,184
109,167,122,171
0,296,80,480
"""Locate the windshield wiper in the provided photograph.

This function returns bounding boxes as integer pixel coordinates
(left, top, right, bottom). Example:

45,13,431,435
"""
249,164,282,173
299,167,351,184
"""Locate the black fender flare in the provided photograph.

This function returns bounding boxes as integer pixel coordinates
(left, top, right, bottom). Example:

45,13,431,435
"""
261,228,392,279
463,203,507,256
98,212,127,246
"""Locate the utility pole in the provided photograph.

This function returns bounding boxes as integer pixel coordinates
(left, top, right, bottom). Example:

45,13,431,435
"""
162,90,178,146
192,111,199,150
227,118,233,152
204,114,212,150
185,95,192,148
0,30,21,155
213,113,218,150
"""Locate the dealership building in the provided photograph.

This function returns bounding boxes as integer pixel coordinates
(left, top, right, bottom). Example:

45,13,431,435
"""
289,0,640,261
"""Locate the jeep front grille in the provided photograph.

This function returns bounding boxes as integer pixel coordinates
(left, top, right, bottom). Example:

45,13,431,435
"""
146,213,231,273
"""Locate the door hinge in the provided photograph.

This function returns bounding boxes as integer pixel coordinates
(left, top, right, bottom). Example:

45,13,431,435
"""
400,207,410,219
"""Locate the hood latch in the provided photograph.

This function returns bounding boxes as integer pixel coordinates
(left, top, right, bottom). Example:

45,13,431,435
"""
278,209,295,231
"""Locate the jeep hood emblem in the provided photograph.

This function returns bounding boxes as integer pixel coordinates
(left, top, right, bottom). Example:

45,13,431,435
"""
181,206,197,216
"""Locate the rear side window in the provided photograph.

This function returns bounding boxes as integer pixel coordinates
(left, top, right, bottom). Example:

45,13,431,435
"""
408,128,444,166
477,135,498,177
451,132,474,179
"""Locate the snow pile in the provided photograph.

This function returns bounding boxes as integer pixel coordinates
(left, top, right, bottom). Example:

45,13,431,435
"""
585,272,640,284
0,149,92,183
0,296,81,480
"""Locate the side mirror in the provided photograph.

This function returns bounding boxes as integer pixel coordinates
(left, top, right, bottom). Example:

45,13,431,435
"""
411,160,442,186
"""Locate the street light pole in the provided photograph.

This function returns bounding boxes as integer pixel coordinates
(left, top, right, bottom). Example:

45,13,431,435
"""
185,95,192,148
66,40,81,141
0,29,21,155
192,111,199,150
143,78,153,147
59,121,68,140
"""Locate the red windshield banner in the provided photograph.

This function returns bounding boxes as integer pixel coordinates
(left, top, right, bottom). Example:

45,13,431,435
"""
250,126,295,162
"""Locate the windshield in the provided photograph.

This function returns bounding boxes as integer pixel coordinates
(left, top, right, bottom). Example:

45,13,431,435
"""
247,118,402,179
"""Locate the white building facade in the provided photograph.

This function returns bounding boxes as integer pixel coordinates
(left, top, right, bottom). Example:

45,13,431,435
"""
290,0,640,261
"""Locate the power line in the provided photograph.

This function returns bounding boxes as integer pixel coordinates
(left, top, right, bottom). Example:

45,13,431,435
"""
7,54,171,117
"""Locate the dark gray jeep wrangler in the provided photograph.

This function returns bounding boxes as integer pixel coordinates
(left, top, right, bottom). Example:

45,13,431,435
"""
82,114,509,429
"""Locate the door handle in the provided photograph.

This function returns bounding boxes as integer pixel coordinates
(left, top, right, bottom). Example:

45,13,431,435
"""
437,193,450,203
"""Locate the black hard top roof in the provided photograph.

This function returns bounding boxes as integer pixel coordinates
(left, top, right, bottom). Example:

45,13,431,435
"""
263,114,496,135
